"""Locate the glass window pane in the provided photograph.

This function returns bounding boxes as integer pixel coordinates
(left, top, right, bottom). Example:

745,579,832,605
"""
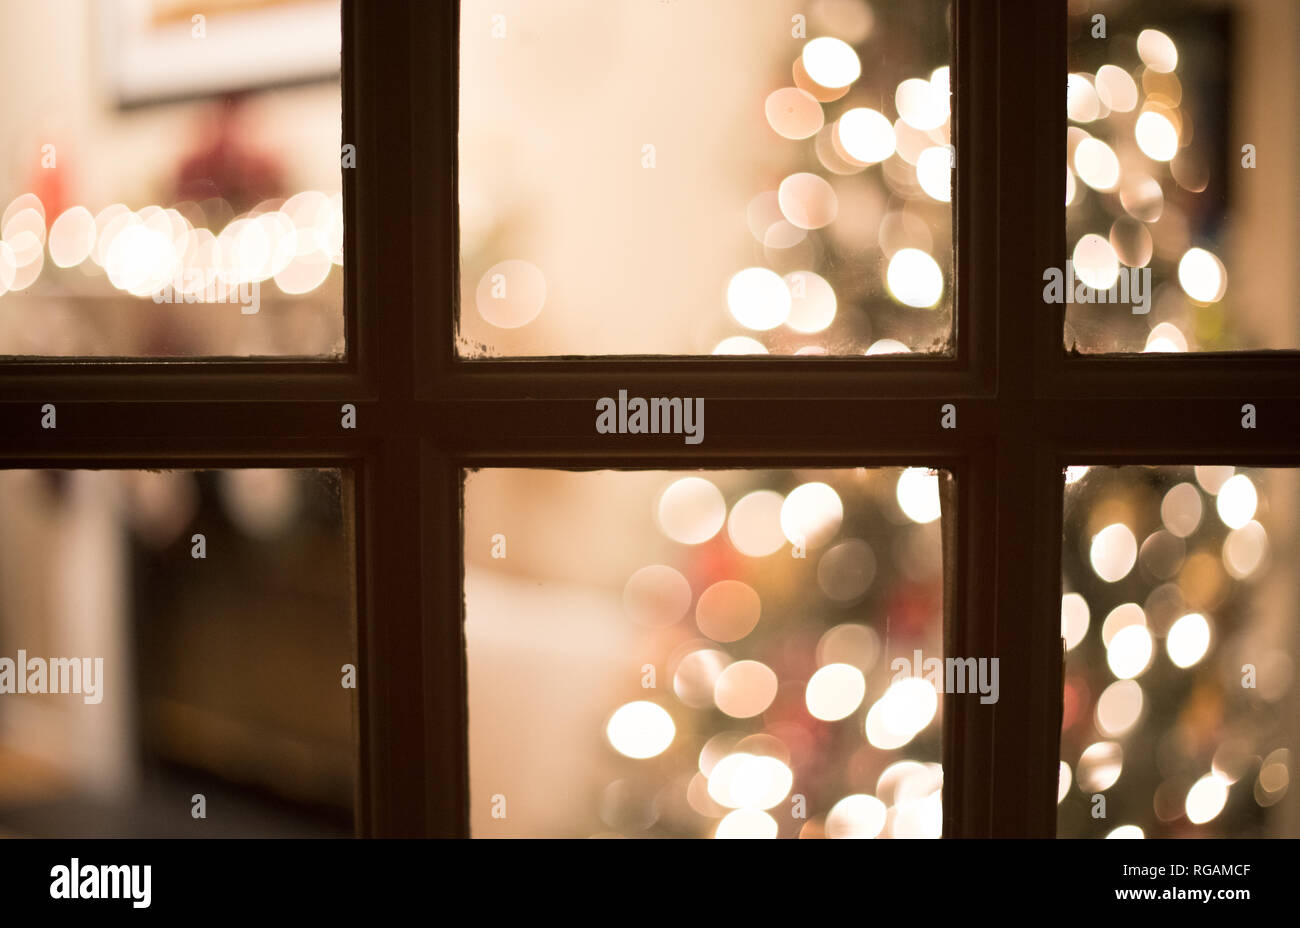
465,467,948,837
1059,465,1297,837
0,2,344,358
1064,0,1300,352
0,468,355,836
458,1,953,357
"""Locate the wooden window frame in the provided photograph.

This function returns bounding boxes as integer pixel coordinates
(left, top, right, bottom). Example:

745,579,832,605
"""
0,0,1295,838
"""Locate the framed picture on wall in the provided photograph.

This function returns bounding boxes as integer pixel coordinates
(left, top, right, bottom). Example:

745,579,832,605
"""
100,0,340,107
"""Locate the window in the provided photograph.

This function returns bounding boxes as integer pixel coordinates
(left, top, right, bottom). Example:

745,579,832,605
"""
0,468,354,837
1059,465,1298,837
0,2,344,358
464,467,948,837
0,0,1295,839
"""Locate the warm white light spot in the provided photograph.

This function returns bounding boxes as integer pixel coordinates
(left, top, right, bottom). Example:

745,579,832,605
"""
1135,111,1179,161
877,676,939,739
1078,741,1123,791
915,146,952,202
1137,29,1178,74
1074,138,1120,191
805,663,866,721
47,206,96,268
865,338,911,355
658,477,726,544
1072,233,1120,289
1058,762,1072,803
1095,65,1138,112
727,490,787,557
714,660,779,718
825,794,887,838
1067,73,1101,122
1223,521,1267,579
778,172,838,230
1090,523,1137,582
106,223,176,295
727,267,791,331
273,251,332,298
864,699,911,749
1101,602,1146,648
886,248,943,308
1144,322,1188,353
712,336,769,355
891,791,943,839
1107,825,1144,839
780,481,843,549
802,37,861,88
2,193,44,231
930,65,950,99
1177,247,1226,303
896,467,942,523
1194,465,1234,495
606,701,675,759
783,271,837,333
1185,775,1228,825
2,207,46,267
1167,613,1211,668
836,107,895,163
708,753,793,810
765,87,824,140
1107,625,1153,679
1215,474,1257,529
714,807,779,839
1061,592,1090,651
895,78,947,131
672,648,730,708
1096,679,1143,737
876,761,934,805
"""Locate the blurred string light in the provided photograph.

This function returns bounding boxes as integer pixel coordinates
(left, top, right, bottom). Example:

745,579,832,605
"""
0,191,343,302
726,489,787,556
604,466,945,837
1061,465,1291,837
825,794,887,838
696,580,762,643
1185,774,1228,825
1166,612,1210,668
657,476,727,544
1090,522,1137,581
714,660,779,718
895,467,941,523
1061,592,1091,650
1215,473,1257,529
1065,25,1232,352
606,701,676,759
805,663,866,721
717,20,950,355
1096,679,1143,737
780,481,844,548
